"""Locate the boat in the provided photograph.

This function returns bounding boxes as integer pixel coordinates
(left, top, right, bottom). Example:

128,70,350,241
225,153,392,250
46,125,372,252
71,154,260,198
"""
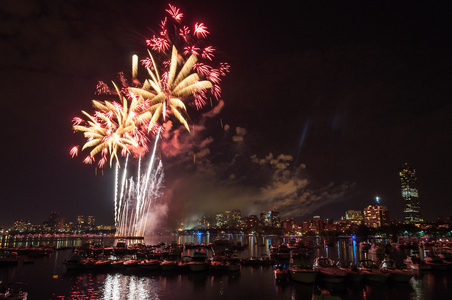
259,254,272,266
403,255,431,271
209,255,226,271
358,259,390,282
92,259,112,270
288,264,318,283
82,258,96,269
424,255,448,271
139,259,160,271
0,290,28,300
63,254,85,270
0,283,28,300
247,256,261,267
160,260,178,271
123,259,141,270
379,260,413,282
177,256,192,272
313,257,348,283
274,265,289,281
187,252,210,272
111,259,125,269
337,261,363,282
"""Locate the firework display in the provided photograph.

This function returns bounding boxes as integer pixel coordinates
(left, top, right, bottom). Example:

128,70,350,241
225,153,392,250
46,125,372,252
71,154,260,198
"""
71,4,228,236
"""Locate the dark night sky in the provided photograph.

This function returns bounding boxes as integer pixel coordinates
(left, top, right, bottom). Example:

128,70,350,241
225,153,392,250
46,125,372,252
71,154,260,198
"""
1,0,451,227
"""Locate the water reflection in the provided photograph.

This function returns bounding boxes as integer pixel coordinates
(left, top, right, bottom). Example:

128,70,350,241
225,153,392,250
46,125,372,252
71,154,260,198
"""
102,274,161,300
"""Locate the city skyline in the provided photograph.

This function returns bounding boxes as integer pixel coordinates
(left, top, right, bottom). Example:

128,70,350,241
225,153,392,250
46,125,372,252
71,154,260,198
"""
1,1,451,227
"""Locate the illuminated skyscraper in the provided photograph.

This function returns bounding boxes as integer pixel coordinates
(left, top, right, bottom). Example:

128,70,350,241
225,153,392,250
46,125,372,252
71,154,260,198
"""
399,163,421,224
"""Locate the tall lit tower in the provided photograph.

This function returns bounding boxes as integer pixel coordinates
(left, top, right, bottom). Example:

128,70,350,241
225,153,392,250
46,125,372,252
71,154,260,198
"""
399,163,421,224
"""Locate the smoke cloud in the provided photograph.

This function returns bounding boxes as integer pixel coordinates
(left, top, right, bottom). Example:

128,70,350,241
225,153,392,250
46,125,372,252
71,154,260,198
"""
154,102,355,228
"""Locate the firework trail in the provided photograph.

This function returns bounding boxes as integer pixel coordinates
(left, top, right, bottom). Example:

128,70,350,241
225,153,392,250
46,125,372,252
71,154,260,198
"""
70,4,228,237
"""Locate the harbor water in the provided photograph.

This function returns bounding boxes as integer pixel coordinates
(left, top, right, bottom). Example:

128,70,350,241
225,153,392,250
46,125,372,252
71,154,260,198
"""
1,234,452,300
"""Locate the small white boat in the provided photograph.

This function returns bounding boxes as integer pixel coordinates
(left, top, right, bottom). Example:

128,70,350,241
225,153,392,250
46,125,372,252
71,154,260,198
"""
403,256,431,271
358,260,390,282
380,260,413,282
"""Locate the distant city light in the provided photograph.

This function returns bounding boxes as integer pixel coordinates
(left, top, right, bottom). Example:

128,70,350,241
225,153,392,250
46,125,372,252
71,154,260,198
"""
376,196,380,203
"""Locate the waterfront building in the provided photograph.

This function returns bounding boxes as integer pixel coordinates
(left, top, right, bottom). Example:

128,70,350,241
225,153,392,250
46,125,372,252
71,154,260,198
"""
345,210,364,225
231,209,241,226
302,217,324,234
270,208,281,228
281,219,294,233
259,211,270,226
363,205,389,228
48,211,60,230
245,215,259,229
399,163,421,224
216,213,225,226
77,215,85,226
87,216,95,226
13,219,31,232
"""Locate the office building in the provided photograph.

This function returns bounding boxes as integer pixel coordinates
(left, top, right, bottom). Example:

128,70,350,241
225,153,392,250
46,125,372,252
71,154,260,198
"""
399,163,421,223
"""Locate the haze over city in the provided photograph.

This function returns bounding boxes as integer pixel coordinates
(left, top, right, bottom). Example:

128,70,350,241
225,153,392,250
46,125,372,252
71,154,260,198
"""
1,0,451,227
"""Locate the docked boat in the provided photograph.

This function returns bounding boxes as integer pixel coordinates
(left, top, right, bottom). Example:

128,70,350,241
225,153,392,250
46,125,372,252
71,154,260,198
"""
274,265,289,281
259,254,272,266
209,255,226,271
337,261,363,282
0,282,28,300
187,252,210,272
177,256,192,272
92,259,112,270
139,259,160,271
358,259,390,282
123,259,141,270
247,256,261,267
0,290,28,300
403,255,431,271
63,254,85,270
288,265,318,283
424,255,448,271
380,260,413,282
313,257,348,283
160,257,178,271
111,259,125,269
